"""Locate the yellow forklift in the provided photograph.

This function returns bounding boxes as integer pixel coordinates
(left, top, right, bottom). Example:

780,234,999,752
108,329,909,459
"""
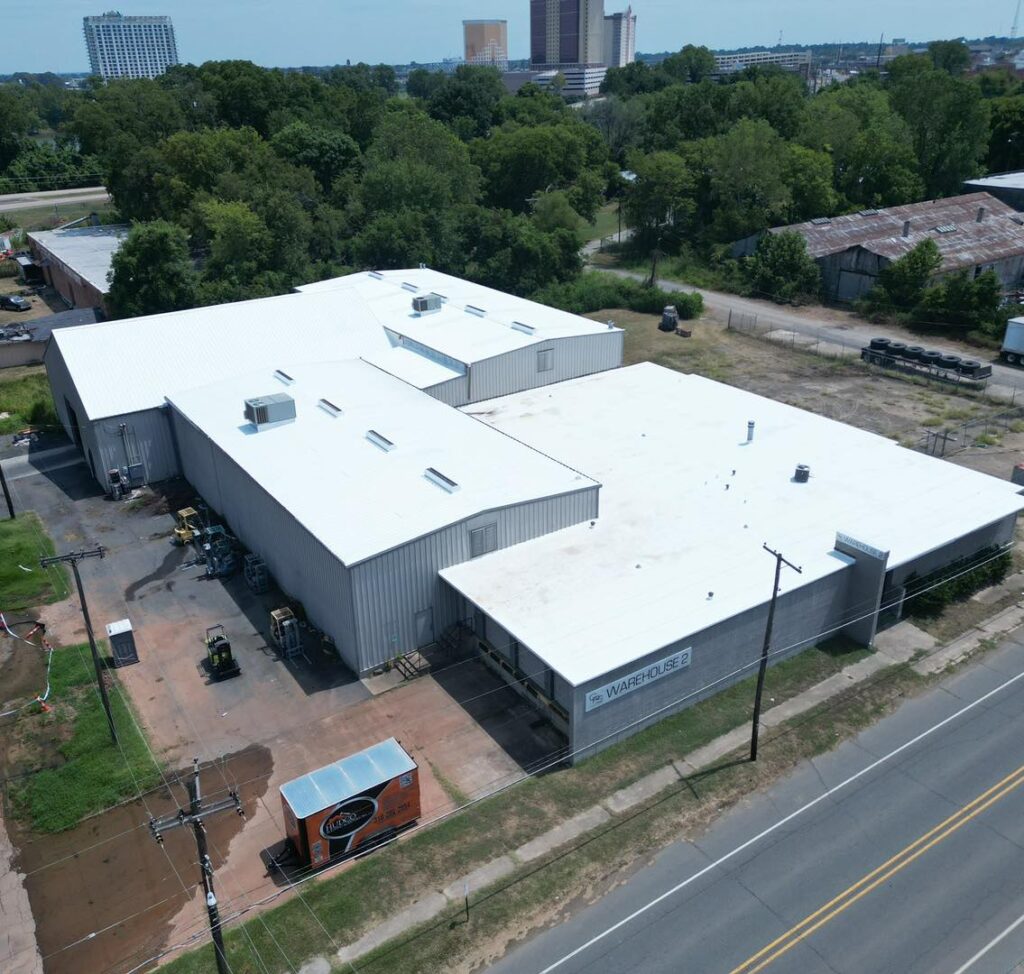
172,507,203,547
203,624,241,681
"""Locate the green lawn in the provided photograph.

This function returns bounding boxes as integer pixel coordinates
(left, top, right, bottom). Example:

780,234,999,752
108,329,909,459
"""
162,638,872,974
0,367,58,435
0,199,115,233
0,512,67,609
583,202,623,243
7,644,164,832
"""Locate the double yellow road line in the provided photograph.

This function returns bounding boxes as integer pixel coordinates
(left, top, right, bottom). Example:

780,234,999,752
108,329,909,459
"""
728,761,1024,974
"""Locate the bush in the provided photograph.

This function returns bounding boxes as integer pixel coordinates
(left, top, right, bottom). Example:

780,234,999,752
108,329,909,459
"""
0,260,19,278
743,230,821,304
534,273,703,319
904,546,1012,618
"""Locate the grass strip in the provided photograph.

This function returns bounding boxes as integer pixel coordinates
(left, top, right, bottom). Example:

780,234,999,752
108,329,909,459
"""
0,512,67,608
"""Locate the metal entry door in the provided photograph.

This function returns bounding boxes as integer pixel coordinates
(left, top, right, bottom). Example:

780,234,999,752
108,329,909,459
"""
414,608,434,648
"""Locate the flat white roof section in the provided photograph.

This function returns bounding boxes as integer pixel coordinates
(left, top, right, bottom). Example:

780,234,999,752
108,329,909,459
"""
965,172,1024,192
442,364,1024,686
50,268,612,421
168,360,596,565
29,224,129,294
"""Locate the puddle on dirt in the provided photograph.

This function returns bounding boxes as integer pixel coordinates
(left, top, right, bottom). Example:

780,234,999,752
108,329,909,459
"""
124,545,186,603
8,745,273,974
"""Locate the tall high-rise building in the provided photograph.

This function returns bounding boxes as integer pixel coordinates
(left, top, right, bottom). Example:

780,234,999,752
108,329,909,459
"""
603,7,636,68
530,0,605,67
83,12,179,80
463,19,509,71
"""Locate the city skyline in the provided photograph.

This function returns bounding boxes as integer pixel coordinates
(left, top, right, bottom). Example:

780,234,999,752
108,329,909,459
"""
2,0,1016,74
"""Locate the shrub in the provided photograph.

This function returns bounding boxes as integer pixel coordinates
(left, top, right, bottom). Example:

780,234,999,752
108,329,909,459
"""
0,260,19,278
743,230,821,304
534,274,703,319
903,546,1011,618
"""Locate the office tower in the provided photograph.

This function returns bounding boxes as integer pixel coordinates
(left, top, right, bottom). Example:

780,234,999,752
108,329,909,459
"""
603,6,636,68
83,12,179,80
530,0,605,67
463,19,510,71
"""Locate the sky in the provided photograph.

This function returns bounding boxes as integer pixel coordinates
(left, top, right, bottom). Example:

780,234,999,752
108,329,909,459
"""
3,0,1016,74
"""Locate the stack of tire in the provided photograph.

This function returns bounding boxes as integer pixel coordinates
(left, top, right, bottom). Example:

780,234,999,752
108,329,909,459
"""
868,338,983,378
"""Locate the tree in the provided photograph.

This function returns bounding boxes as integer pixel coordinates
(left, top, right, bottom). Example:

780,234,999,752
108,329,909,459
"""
914,270,1005,336
743,230,821,304
726,71,807,140
531,190,583,236
660,45,717,85
862,239,942,313
107,222,198,318
427,66,505,139
600,61,666,98
195,200,273,284
784,145,837,222
406,68,446,101
927,40,970,76
641,82,730,149
622,151,694,249
270,121,359,190
987,97,1024,173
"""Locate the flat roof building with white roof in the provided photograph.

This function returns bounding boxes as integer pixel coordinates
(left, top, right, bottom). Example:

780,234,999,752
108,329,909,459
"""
28,224,127,313
45,271,1024,760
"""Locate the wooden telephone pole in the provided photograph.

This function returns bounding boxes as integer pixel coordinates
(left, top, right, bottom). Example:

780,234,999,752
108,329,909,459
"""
750,544,802,761
149,759,244,974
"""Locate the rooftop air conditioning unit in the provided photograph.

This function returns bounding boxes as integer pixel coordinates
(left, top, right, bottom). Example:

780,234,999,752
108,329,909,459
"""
244,393,296,429
412,293,443,315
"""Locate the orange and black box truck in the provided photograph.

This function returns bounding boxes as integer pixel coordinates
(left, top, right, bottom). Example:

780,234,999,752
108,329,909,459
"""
280,738,420,868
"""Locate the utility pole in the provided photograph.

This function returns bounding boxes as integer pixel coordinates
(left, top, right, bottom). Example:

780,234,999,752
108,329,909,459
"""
39,546,115,743
0,461,13,519
149,759,244,974
750,544,802,762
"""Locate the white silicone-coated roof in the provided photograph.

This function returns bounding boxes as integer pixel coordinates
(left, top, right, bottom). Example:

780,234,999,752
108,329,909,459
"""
442,364,1024,686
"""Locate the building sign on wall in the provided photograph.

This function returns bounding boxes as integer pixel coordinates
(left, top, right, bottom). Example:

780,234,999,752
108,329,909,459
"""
835,532,888,561
585,648,692,712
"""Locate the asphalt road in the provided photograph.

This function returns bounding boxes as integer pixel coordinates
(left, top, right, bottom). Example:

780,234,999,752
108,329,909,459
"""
596,266,1024,399
488,636,1024,974
0,186,109,213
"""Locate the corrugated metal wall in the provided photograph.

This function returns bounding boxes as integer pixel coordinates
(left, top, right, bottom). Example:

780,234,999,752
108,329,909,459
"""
423,375,469,407
351,486,600,671
92,407,179,484
467,332,623,403
171,411,360,667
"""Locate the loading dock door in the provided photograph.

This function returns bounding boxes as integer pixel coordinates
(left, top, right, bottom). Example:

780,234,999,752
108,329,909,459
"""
64,397,82,450
414,608,434,648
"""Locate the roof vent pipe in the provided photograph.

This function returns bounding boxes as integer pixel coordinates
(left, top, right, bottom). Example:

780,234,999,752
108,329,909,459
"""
795,464,810,483
747,421,755,443
976,206,986,223
902,220,911,237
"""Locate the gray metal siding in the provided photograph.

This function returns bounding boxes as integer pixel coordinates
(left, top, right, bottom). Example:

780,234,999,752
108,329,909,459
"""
569,568,853,763
171,410,360,668
467,332,623,403
91,407,179,484
351,486,599,672
424,375,470,407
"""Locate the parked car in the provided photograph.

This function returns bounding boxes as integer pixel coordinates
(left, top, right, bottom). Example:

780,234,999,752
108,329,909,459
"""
0,295,31,312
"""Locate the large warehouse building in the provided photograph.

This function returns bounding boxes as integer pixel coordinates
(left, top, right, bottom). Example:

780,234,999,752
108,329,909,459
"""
46,270,1024,761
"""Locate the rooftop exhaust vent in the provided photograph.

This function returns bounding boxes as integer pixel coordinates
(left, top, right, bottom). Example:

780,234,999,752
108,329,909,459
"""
412,293,443,315
424,467,459,493
318,398,342,417
859,209,880,216
810,217,831,226
465,305,486,318
244,393,296,429
273,369,294,385
934,224,958,234
368,271,384,280
366,430,395,452
511,320,535,335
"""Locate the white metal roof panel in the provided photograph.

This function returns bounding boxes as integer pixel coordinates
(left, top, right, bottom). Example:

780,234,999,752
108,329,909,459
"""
442,364,1024,686
965,172,1024,192
29,225,128,293
280,738,415,819
168,359,595,565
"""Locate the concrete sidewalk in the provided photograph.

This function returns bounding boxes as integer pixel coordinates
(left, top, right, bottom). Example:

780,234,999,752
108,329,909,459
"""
0,806,42,974
321,610,1019,970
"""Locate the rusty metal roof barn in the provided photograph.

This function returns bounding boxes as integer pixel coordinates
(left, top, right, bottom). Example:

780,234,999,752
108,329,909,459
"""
763,192,1024,271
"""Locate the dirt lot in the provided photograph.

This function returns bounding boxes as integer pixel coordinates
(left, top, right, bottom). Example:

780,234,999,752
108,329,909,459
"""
1,439,565,974
0,276,70,328
591,308,1022,457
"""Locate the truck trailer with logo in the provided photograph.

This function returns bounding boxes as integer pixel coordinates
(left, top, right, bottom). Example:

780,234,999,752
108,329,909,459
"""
279,738,420,868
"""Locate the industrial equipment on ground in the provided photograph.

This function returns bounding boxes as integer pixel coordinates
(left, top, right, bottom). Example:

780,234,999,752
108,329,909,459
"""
105,618,139,667
860,338,992,386
106,468,126,500
244,553,269,594
201,524,237,578
203,624,240,681
659,305,679,332
270,607,301,659
172,507,202,546
279,738,420,868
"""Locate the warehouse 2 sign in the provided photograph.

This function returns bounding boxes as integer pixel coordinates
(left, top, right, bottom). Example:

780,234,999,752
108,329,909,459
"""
585,648,692,712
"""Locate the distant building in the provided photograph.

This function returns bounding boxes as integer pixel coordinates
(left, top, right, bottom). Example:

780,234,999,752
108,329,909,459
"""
964,172,1024,212
733,193,1024,303
530,0,605,68
463,19,509,71
27,224,128,313
603,6,636,68
714,49,812,78
83,12,179,80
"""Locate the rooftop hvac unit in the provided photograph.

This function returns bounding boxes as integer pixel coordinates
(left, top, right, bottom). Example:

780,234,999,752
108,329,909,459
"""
244,393,296,428
412,293,443,315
